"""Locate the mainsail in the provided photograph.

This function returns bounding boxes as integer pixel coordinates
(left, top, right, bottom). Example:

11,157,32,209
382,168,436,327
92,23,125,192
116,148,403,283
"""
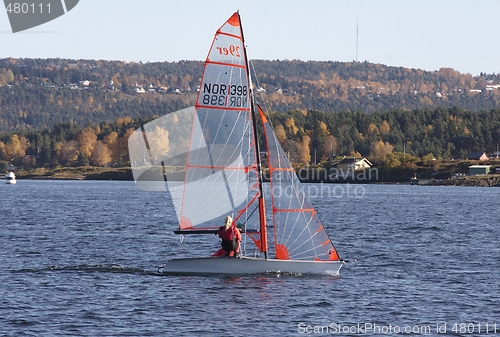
129,12,265,247
259,106,340,261
177,12,262,236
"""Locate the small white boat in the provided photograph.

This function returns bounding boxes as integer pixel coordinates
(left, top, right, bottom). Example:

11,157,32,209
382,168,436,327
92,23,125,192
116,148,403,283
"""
5,171,16,184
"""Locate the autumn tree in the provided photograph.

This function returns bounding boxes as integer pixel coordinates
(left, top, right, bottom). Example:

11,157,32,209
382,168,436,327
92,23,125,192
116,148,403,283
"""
349,150,362,157
384,153,402,169
77,127,97,158
0,69,14,86
119,128,136,164
103,132,120,163
145,126,170,162
19,136,29,154
283,139,299,163
274,125,286,144
4,134,25,160
285,117,298,136
115,117,133,126
366,123,379,135
55,140,79,165
421,153,436,163
0,141,6,160
370,140,394,159
312,120,330,160
297,135,311,165
91,141,112,166
379,120,390,134
321,135,339,160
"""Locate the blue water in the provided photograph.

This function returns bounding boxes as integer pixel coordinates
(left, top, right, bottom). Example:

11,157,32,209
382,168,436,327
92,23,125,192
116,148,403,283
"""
1,180,499,336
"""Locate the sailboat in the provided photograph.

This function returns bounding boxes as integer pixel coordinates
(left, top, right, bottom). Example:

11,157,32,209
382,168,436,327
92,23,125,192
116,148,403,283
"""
129,12,344,276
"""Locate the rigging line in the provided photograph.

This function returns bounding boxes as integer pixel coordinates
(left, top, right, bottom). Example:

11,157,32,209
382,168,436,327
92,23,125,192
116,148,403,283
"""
292,205,326,258
288,216,316,254
295,229,328,256
239,203,260,228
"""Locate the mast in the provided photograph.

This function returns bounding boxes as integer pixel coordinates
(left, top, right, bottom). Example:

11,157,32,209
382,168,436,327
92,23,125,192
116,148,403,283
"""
238,12,268,259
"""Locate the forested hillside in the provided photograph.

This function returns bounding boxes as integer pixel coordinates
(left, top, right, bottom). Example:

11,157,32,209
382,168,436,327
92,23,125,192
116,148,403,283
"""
1,57,500,172
1,106,499,171
1,58,500,130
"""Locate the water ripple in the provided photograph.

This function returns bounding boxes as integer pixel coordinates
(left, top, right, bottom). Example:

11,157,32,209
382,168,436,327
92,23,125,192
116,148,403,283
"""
0,181,499,336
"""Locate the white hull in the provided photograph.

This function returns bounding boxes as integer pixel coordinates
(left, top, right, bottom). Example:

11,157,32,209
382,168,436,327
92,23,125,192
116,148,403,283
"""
5,172,16,184
160,256,344,276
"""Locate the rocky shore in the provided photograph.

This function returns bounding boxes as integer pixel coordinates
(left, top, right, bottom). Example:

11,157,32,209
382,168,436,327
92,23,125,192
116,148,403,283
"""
425,175,500,187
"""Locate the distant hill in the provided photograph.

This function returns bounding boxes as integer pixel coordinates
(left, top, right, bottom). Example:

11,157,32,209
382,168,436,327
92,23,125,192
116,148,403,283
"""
1,58,500,130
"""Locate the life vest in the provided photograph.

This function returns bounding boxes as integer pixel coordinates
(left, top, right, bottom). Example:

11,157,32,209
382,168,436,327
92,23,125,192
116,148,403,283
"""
219,226,239,253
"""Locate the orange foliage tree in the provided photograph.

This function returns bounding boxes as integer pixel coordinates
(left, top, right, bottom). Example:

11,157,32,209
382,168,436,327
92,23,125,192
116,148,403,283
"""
77,127,97,158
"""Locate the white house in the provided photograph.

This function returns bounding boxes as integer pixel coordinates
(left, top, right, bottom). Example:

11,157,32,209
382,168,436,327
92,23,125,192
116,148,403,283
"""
332,156,372,172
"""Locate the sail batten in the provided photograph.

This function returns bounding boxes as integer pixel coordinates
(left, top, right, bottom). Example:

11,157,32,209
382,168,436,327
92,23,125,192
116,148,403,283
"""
204,61,247,69
215,31,242,39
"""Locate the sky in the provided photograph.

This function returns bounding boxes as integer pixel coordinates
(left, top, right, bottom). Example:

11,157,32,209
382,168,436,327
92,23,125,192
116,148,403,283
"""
1,0,500,76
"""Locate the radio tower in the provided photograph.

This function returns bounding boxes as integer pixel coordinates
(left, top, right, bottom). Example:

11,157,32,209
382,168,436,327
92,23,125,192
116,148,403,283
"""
356,18,359,62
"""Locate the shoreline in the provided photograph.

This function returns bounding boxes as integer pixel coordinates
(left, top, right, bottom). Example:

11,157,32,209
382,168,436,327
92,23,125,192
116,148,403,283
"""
8,167,500,187
13,167,133,181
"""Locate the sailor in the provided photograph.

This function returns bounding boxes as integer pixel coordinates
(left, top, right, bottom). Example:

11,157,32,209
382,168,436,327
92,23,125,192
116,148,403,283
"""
217,215,241,257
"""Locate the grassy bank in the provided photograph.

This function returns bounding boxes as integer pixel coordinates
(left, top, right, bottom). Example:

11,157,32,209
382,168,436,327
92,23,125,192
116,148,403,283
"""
15,167,133,180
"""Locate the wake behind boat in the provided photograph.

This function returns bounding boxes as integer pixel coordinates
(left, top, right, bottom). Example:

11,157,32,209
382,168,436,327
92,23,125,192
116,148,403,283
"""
129,12,344,276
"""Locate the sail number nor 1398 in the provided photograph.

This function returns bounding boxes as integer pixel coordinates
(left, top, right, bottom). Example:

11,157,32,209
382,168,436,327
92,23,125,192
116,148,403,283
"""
201,83,248,108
